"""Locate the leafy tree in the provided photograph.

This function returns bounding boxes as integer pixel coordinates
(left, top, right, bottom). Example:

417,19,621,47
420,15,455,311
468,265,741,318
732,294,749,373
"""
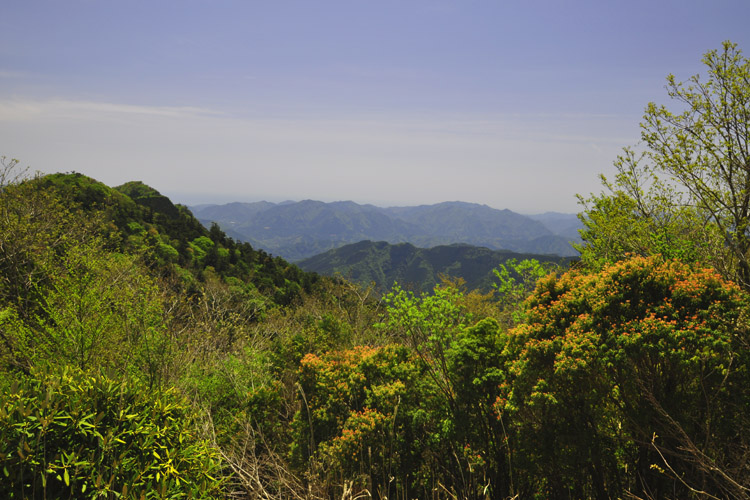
577,150,716,267
377,283,513,499
578,41,750,288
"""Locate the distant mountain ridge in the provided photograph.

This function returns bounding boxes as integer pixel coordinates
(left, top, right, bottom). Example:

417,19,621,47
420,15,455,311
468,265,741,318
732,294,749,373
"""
190,200,582,261
297,240,572,294
528,212,585,242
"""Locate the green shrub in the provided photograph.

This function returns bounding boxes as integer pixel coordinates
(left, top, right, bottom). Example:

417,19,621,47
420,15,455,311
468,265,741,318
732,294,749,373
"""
0,366,224,499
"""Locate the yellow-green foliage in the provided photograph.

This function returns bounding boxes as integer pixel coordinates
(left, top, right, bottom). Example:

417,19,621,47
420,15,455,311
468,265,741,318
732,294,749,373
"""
0,366,224,499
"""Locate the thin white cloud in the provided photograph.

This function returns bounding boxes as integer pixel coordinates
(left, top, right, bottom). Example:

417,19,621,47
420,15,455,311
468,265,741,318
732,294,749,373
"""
0,98,223,123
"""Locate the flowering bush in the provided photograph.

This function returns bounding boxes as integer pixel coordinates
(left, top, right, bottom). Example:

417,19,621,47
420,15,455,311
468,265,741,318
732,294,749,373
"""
499,255,750,498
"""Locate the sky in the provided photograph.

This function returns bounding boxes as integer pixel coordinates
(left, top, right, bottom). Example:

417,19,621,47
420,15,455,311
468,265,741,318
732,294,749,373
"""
2,1,750,213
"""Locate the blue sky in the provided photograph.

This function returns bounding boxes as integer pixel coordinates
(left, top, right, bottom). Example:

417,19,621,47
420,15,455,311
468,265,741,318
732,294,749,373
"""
2,1,749,212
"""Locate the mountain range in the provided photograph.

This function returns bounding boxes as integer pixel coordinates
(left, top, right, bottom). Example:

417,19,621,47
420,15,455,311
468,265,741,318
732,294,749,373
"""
190,200,582,262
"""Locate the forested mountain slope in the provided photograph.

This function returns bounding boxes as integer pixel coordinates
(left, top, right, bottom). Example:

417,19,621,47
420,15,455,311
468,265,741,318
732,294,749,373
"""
298,240,571,293
31,172,320,306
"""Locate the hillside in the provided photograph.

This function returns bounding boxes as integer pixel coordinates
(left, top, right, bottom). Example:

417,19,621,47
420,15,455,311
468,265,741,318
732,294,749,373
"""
298,240,571,294
191,200,580,261
31,173,320,306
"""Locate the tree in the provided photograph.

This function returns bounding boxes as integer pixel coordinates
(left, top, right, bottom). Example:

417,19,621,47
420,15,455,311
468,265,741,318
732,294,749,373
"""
578,41,750,289
376,283,513,499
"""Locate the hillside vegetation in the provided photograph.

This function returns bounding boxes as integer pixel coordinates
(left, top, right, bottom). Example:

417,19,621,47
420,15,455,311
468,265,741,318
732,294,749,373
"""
2,42,750,499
